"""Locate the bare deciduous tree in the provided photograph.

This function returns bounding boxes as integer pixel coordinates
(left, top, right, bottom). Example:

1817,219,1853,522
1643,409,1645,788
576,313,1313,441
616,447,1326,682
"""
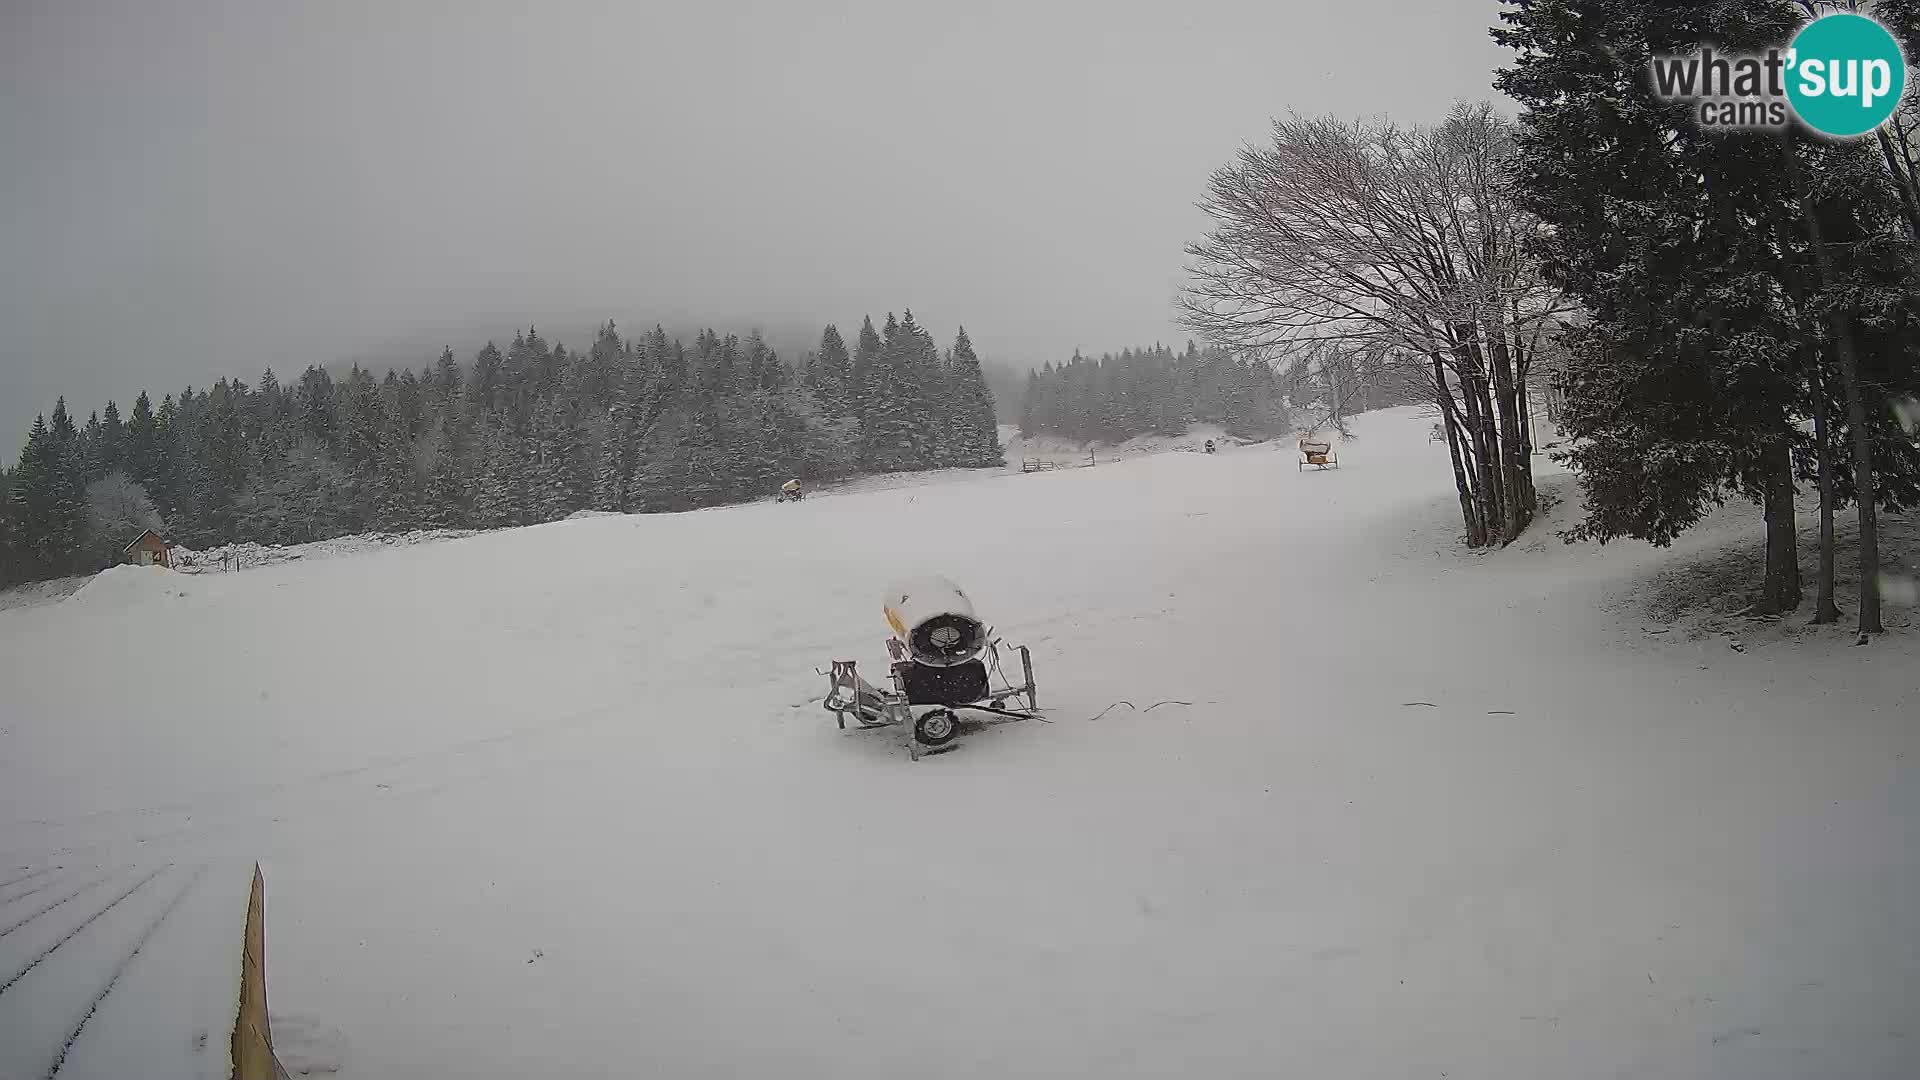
85,470,163,563
1182,103,1572,546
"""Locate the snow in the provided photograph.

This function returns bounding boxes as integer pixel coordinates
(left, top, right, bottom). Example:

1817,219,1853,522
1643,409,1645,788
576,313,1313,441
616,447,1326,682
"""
270,1013,348,1075
1000,422,1270,468
170,529,480,575
0,574,91,613
59,564,192,615
2,406,1916,1079
53,860,255,1080
0,860,252,1080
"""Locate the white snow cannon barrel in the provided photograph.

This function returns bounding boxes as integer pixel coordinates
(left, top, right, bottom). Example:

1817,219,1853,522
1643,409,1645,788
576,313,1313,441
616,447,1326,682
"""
882,576,987,667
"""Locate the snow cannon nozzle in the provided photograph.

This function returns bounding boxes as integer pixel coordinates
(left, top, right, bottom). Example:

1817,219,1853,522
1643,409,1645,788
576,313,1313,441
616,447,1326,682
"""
882,575,987,667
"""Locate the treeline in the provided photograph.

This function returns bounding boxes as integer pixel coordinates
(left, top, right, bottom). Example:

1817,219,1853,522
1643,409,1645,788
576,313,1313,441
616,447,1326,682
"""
0,311,1002,584
1016,343,1290,444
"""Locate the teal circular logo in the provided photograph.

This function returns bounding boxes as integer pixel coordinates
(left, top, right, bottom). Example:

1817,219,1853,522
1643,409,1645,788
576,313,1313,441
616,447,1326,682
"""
1786,13,1906,138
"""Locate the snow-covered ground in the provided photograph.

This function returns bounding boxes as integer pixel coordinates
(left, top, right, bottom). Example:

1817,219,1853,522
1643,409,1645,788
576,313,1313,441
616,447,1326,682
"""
0,573,91,612
1000,422,1272,468
172,529,482,575
2,406,1915,1079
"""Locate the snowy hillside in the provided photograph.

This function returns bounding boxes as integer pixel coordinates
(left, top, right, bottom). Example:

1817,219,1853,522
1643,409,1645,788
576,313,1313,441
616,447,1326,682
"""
2,406,1915,1079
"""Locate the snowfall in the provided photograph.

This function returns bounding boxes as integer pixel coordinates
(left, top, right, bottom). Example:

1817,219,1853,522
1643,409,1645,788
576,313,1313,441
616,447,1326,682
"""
1,407,1914,1079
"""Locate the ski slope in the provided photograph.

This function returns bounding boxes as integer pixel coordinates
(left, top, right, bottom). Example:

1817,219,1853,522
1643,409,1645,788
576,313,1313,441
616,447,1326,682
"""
2,407,1915,1079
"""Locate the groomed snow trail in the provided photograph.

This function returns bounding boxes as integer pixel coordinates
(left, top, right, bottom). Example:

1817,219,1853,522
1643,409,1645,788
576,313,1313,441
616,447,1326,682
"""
2,408,1914,1079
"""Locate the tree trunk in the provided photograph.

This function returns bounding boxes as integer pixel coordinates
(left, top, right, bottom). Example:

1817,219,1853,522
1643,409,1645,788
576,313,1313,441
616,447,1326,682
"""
1834,323,1883,638
1455,343,1506,544
1486,317,1535,536
1328,356,1344,434
1434,354,1486,546
1757,434,1802,615
1812,386,1843,624
1786,145,1883,639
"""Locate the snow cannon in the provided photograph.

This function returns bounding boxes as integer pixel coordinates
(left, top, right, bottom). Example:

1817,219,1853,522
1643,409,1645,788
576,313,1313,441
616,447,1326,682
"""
882,576,987,667
822,577,1040,760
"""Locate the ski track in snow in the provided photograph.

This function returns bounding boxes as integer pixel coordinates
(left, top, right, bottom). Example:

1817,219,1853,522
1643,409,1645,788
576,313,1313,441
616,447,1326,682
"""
1,406,1915,1079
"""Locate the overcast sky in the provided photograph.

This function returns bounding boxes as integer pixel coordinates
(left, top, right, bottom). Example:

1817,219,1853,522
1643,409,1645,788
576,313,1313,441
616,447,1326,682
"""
1,0,1511,455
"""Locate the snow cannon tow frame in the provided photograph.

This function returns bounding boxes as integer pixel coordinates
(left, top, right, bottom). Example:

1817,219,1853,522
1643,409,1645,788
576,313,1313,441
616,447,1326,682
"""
822,576,1040,760
823,641,1038,760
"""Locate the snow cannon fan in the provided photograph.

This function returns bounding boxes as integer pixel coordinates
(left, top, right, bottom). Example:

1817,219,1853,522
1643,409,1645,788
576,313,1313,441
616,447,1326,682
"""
882,576,987,667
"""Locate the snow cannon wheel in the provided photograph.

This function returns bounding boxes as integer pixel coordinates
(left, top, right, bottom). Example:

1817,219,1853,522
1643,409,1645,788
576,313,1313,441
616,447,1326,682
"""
914,709,959,747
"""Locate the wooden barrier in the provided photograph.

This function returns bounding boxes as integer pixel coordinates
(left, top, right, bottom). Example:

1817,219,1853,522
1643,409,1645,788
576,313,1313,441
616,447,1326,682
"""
233,864,291,1080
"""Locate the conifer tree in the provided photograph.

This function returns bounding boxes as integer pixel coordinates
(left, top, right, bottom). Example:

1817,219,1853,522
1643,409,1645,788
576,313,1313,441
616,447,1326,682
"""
428,346,462,409
99,400,125,477
851,316,883,413
529,398,588,521
470,342,505,418
945,327,1004,466
811,324,852,411
295,366,337,447
471,419,527,528
10,414,56,574
424,417,470,527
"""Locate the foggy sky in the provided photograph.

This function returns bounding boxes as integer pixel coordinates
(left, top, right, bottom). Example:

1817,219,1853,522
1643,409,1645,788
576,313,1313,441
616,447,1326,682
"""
1,0,1511,455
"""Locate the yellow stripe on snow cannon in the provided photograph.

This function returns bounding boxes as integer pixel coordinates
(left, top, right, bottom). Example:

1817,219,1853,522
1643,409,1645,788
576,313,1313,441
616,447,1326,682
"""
882,576,987,667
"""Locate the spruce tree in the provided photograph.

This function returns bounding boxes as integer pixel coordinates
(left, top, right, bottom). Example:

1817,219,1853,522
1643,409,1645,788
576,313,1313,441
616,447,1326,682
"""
99,400,125,477
529,398,588,521
396,368,425,439
429,346,462,409
812,324,852,412
470,341,504,418
594,408,636,513
472,419,527,528
857,314,922,471
10,414,55,574
588,320,622,404
81,411,104,483
897,310,941,465
295,366,337,447
945,327,1004,466
851,316,883,416
126,392,161,496
424,417,470,527
46,400,86,570
744,331,773,394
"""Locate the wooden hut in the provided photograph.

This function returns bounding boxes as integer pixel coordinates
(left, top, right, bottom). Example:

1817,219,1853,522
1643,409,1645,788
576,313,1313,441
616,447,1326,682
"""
121,528,173,568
